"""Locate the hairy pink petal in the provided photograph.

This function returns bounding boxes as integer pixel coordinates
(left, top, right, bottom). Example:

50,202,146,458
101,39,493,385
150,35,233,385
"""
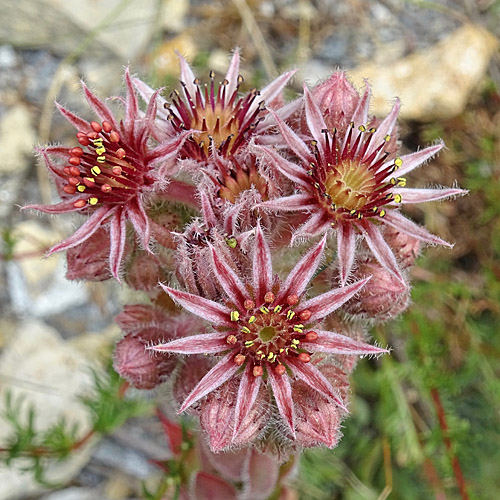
233,364,261,439
46,206,115,255
351,81,371,127
161,285,232,326
337,222,356,286
224,48,241,98
151,332,228,354
391,187,467,204
267,365,295,437
383,142,444,179
366,99,400,158
304,85,327,157
302,329,389,356
147,129,191,164
269,109,313,164
257,193,318,212
210,246,247,307
178,354,240,412
258,145,310,187
124,67,138,128
360,221,404,283
255,69,297,115
126,197,150,250
287,357,346,411
177,51,197,102
253,223,273,304
383,210,452,247
297,276,371,322
109,207,127,281
55,102,91,132
200,191,218,227
278,234,327,302
81,81,117,129
292,212,331,241
23,200,90,214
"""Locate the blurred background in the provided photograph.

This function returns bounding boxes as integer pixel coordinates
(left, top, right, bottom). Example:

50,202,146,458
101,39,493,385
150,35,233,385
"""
0,0,499,499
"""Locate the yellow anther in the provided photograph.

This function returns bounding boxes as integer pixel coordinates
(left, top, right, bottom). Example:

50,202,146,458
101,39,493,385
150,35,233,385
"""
358,125,366,132
97,155,106,163
372,206,378,212
92,138,103,145
394,194,402,203
369,127,376,133
293,325,304,333
390,178,397,185
357,213,363,219
248,316,256,324
91,166,101,176
279,348,284,353
226,237,237,248
244,340,254,347
89,197,98,205
350,209,356,216
230,311,240,322
267,352,274,360
291,338,300,344
260,306,269,314
287,310,295,320
384,134,391,141
291,344,299,350
394,157,403,168
379,209,386,217
95,146,106,155
77,185,86,192
397,177,407,187
273,305,282,313
241,326,251,334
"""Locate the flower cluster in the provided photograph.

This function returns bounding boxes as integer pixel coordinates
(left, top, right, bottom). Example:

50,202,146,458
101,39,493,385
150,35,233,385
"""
28,49,465,459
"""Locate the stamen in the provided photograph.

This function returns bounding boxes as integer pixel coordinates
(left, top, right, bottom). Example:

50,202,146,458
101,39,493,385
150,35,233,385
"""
230,311,240,321
234,354,246,366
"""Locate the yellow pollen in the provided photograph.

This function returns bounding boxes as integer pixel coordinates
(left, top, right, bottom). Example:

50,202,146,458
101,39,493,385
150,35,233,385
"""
394,157,403,168
260,306,269,314
384,134,391,141
293,325,304,333
95,146,106,155
249,316,256,323
273,305,282,313
88,197,98,205
230,311,240,322
91,166,101,176
77,185,86,192
241,326,251,334
287,310,295,320
397,177,407,187
244,340,254,347
97,155,106,163
358,125,366,132
394,194,402,203
379,209,386,217
291,338,300,345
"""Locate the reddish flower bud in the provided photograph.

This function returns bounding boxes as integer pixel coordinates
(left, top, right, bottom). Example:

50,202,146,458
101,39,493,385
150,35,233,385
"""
113,328,177,390
342,258,410,321
383,225,421,269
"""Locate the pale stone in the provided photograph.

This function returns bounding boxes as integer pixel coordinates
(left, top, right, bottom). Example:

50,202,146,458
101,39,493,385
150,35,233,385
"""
160,0,189,33
7,221,89,317
150,33,197,80
347,24,499,121
0,0,157,60
0,104,36,173
0,321,105,500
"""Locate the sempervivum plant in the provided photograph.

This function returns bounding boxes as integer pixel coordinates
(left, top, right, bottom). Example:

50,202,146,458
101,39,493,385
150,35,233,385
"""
23,48,466,494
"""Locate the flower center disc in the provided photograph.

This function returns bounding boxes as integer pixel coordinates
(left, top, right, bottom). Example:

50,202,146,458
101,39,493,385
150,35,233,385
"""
259,326,277,343
325,160,376,211
191,103,240,155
